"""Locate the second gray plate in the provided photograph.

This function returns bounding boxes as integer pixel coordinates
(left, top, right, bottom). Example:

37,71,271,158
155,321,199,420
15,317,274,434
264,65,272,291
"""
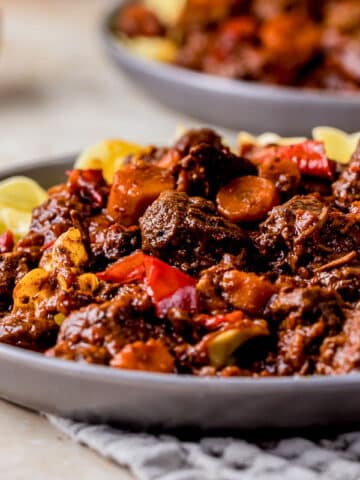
102,2,360,136
0,158,360,433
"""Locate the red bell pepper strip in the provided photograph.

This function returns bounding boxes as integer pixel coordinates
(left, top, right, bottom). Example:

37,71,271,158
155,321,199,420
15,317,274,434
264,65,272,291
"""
194,311,245,331
277,141,336,180
97,252,197,318
96,251,146,284
143,256,197,318
0,231,14,254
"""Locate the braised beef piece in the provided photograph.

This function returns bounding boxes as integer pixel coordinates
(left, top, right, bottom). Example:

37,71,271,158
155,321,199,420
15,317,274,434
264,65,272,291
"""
0,252,29,309
140,191,247,275
255,194,360,274
0,311,58,351
173,128,225,156
317,308,360,375
333,142,360,207
171,143,256,198
20,187,91,250
267,286,344,374
88,215,141,267
48,285,182,365
18,172,108,259
311,263,360,301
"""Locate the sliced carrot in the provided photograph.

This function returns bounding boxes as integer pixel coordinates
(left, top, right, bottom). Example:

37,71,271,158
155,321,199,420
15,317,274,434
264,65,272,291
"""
216,175,279,223
107,163,174,225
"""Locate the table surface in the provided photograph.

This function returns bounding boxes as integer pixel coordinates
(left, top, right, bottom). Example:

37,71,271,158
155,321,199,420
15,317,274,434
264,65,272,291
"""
0,0,233,478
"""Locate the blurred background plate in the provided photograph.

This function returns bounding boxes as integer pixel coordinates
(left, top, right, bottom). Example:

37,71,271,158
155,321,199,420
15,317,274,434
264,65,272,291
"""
102,2,360,136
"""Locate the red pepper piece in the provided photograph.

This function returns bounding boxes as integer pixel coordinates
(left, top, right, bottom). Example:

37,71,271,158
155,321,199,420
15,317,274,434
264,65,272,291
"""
66,169,108,207
96,251,146,284
97,252,197,318
143,256,197,318
195,311,245,331
277,141,336,180
0,230,14,254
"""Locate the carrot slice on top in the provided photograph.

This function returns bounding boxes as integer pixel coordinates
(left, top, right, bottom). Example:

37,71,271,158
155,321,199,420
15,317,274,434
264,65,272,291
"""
216,175,279,223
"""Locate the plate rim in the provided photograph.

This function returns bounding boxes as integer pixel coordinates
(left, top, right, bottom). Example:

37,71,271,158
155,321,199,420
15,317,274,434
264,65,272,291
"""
102,1,360,108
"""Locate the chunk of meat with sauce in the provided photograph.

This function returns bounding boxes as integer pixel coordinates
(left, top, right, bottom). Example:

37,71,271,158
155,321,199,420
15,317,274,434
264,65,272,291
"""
173,128,225,156
268,286,344,375
255,194,360,274
140,191,247,275
48,284,183,364
88,215,141,266
0,252,29,309
0,311,58,351
19,171,107,254
333,142,360,207
311,263,360,302
317,308,360,375
168,143,256,199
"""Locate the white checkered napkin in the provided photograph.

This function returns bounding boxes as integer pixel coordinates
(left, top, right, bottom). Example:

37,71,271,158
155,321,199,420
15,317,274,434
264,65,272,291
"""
47,416,360,480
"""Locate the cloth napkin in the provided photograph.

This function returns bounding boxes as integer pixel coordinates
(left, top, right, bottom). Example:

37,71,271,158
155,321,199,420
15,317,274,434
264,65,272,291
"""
48,416,360,480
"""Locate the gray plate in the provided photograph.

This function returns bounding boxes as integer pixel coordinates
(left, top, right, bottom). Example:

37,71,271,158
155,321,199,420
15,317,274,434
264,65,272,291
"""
102,2,360,136
1,158,360,433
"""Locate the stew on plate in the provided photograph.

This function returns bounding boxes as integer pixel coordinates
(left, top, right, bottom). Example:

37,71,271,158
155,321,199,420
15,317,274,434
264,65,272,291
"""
1,128,360,377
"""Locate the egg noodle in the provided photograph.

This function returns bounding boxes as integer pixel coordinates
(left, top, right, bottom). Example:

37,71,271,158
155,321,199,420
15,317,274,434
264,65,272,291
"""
1,127,358,239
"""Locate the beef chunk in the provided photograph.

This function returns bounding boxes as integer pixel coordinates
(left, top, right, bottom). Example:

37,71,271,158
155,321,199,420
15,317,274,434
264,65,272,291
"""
21,186,91,248
19,172,108,253
140,191,247,275
268,286,344,374
317,308,360,375
48,285,180,364
311,263,360,301
0,311,58,351
333,142,360,207
0,252,29,309
255,194,360,274
173,128,224,155
131,129,255,199
88,215,141,266
171,143,256,198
